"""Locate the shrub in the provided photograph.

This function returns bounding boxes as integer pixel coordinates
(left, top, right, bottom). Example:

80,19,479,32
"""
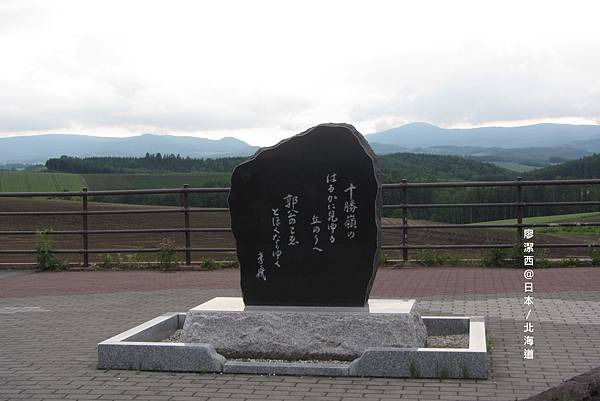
98,253,114,269
558,257,579,268
508,245,525,268
378,251,388,266
444,254,463,266
201,257,217,270
157,238,178,270
416,249,440,266
415,250,457,266
535,249,551,269
36,229,67,271
125,253,147,269
481,248,507,267
591,249,600,266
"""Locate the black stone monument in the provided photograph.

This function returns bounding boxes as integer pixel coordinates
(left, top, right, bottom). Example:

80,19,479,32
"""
228,123,382,306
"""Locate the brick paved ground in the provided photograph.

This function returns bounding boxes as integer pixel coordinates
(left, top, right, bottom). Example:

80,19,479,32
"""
1,267,600,401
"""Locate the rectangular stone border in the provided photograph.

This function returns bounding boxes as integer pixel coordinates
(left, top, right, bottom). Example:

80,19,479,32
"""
98,314,486,378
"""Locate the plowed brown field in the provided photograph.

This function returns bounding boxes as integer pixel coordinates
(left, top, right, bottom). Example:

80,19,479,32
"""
0,197,594,266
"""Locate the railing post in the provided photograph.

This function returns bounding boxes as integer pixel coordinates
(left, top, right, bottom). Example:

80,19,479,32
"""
516,177,523,243
82,187,89,268
182,184,191,265
401,179,408,262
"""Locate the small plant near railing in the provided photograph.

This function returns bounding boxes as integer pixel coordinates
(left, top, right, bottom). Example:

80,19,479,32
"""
416,249,440,266
378,251,388,266
201,257,217,270
534,250,551,268
157,238,178,270
125,253,147,269
508,245,525,267
96,252,148,270
591,249,600,266
482,248,509,267
416,249,461,266
557,257,579,268
35,229,67,271
98,253,115,269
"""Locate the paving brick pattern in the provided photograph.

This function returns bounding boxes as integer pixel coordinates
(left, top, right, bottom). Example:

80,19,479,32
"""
3,267,600,299
1,268,600,400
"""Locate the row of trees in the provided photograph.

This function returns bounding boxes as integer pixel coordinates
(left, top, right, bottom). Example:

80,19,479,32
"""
46,154,246,173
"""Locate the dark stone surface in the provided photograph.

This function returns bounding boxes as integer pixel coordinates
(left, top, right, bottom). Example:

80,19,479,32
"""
520,366,600,401
228,123,382,306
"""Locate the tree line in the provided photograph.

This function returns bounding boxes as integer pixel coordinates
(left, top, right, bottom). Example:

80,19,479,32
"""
46,154,246,173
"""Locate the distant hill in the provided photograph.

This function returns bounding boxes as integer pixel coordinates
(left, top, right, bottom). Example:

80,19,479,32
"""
567,137,600,153
0,134,259,164
366,122,600,148
525,153,600,180
377,152,514,182
416,145,590,165
4,122,600,167
367,142,411,155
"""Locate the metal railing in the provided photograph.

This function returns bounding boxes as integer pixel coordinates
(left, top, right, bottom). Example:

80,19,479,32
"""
1,177,600,267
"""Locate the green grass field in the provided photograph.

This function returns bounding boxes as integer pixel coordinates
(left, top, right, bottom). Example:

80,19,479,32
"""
0,171,232,193
0,171,85,192
477,211,600,234
82,172,231,190
490,161,539,173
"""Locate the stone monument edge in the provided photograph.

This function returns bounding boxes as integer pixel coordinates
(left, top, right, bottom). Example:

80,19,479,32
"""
227,122,383,304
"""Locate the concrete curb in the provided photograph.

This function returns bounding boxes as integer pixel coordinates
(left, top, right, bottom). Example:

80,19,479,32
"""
97,313,487,378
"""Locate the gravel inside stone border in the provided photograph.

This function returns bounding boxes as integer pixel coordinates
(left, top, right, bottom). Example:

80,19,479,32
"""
426,334,469,348
165,329,469,350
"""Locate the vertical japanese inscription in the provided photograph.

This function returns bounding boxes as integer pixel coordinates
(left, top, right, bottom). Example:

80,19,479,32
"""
343,183,358,239
283,194,300,246
272,208,282,268
326,173,338,244
311,214,323,252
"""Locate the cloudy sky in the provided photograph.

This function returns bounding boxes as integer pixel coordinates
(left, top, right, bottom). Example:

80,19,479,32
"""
1,0,599,146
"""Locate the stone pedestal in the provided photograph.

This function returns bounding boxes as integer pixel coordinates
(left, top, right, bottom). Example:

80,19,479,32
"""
180,297,426,361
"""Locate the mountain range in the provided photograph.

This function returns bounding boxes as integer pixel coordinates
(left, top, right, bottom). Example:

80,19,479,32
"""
0,134,259,164
1,122,599,165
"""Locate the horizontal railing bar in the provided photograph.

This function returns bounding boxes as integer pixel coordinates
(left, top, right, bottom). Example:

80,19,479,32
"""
383,178,600,188
87,208,184,215
188,207,230,213
0,210,84,216
0,247,237,254
0,227,232,235
382,244,517,249
384,202,515,209
0,208,181,216
385,200,600,209
381,243,600,249
0,207,230,217
520,200,600,207
0,187,230,198
382,222,600,229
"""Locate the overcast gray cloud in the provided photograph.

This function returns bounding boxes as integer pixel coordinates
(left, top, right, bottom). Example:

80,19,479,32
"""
0,0,599,145
351,42,600,129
